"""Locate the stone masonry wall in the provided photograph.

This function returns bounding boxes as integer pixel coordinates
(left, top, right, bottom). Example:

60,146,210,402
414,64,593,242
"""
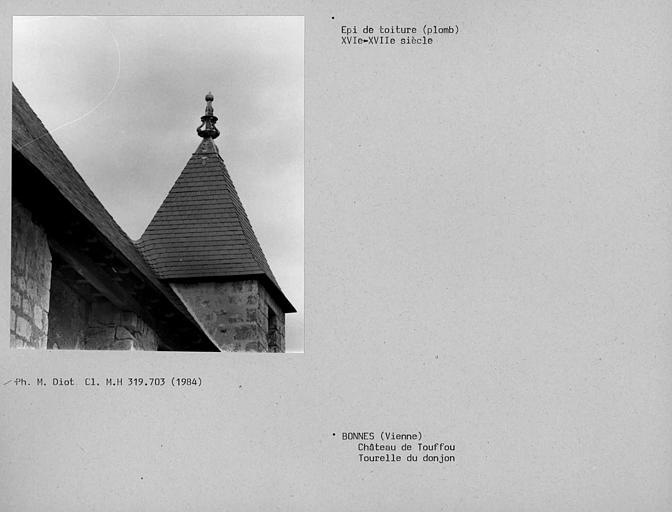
11,199,159,351
171,279,286,352
258,283,286,352
10,200,51,349
82,301,159,350
47,271,89,349
48,287,159,351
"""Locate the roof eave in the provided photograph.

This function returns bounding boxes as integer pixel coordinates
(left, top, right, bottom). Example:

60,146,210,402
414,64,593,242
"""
165,273,297,313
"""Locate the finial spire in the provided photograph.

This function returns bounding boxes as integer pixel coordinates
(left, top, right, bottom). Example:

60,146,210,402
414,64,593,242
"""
197,92,220,139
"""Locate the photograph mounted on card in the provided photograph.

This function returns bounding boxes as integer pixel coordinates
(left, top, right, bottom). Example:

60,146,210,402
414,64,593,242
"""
11,16,304,353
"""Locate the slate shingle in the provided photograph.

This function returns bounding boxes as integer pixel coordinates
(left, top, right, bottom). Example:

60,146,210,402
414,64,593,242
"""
137,137,295,312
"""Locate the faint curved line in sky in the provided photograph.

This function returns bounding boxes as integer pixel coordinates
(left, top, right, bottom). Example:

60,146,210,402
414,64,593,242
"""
16,16,121,150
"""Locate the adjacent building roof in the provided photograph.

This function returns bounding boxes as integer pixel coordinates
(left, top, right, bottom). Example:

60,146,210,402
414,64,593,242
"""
137,103,295,313
12,83,217,350
12,84,169,304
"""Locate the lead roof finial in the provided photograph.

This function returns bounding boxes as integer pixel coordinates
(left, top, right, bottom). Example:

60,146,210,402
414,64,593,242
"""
197,91,220,139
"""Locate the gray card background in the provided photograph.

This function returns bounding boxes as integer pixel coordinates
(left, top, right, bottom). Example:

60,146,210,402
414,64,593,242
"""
1,1,671,511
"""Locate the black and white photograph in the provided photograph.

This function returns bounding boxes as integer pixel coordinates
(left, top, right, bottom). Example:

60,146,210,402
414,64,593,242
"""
2,2,672,511
11,16,304,352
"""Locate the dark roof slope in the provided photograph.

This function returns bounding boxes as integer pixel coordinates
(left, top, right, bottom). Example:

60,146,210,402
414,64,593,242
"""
11,83,201,328
137,137,295,312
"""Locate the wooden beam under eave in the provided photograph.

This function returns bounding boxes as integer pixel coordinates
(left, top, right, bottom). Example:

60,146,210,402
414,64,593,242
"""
48,237,143,313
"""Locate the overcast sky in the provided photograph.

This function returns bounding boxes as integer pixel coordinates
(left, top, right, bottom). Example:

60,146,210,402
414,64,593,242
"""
13,16,304,352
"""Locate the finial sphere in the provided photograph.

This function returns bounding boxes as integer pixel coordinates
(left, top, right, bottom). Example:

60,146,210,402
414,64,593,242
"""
205,92,214,101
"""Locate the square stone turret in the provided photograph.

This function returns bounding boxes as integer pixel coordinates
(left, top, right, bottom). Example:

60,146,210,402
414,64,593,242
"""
136,94,295,352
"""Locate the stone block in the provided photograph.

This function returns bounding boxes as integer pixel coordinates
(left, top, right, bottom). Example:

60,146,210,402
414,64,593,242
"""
30,325,46,349
11,289,21,310
245,341,260,352
42,310,49,336
26,278,39,303
227,313,244,323
11,245,25,273
38,255,52,284
10,309,16,332
138,319,152,338
133,330,159,351
115,325,136,341
33,304,43,330
11,274,26,294
191,281,214,295
110,338,133,350
37,284,50,312
21,296,32,317
234,323,259,341
25,233,46,273
15,316,32,340
119,311,139,333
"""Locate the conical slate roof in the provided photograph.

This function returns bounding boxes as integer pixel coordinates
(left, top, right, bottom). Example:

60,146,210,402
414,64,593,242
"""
137,116,295,312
